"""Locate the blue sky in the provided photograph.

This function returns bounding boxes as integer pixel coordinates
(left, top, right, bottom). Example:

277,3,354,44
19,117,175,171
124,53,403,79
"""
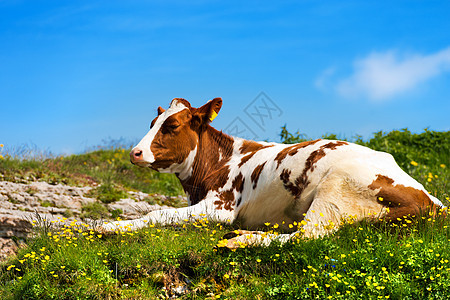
1,0,449,155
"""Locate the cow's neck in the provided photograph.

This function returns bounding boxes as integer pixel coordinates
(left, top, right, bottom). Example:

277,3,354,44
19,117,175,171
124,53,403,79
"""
178,125,236,205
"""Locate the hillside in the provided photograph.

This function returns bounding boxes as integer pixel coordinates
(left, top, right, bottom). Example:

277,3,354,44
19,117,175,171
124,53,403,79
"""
0,128,449,299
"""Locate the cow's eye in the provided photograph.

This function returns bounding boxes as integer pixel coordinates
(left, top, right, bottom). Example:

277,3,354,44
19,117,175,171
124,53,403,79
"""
161,123,180,134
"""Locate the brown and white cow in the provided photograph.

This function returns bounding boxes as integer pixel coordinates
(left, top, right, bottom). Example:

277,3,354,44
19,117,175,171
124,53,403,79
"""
101,98,444,245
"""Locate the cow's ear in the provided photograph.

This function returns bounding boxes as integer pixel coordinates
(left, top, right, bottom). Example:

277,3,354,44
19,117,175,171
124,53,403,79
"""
194,98,223,124
157,106,165,115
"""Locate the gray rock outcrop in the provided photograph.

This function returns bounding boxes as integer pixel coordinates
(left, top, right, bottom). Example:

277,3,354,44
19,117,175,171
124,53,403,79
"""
0,180,186,261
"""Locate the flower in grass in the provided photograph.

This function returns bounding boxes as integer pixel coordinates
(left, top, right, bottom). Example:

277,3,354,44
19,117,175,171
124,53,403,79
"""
216,239,228,248
7,265,15,271
410,161,418,166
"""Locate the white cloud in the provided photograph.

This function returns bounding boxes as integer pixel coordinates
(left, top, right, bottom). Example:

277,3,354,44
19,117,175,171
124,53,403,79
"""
314,67,336,90
335,47,450,101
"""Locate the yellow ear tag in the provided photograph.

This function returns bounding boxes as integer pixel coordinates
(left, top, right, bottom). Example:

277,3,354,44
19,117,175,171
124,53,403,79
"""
209,110,218,121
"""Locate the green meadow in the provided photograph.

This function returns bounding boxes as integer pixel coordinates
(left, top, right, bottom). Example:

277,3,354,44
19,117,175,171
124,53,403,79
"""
0,128,449,299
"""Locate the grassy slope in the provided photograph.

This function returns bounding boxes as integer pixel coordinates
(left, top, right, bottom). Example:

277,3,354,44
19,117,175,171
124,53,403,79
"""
0,148,183,197
0,129,449,299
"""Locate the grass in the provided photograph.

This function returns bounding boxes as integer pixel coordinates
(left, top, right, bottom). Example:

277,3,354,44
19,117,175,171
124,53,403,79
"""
0,147,184,198
1,213,450,299
0,128,449,299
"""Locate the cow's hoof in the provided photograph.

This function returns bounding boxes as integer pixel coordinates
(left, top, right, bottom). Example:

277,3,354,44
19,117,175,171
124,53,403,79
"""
222,230,253,240
220,230,260,250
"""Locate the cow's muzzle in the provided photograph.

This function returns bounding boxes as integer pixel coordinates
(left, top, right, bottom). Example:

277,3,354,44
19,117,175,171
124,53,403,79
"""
130,148,145,165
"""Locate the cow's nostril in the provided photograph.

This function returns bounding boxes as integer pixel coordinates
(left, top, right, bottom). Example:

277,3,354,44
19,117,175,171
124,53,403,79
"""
134,150,143,157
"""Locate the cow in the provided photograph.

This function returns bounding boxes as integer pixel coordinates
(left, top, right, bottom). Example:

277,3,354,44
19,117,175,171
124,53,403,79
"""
101,97,444,247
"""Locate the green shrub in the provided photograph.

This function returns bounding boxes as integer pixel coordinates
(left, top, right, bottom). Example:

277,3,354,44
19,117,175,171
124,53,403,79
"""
110,209,123,220
80,202,109,220
88,184,128,204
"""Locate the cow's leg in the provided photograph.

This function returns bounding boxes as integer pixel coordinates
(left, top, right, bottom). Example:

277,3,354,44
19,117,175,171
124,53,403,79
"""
99,198,234,232
222,230,292,249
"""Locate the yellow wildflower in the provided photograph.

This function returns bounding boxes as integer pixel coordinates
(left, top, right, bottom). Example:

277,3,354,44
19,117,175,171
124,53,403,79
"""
410,161,418,166
7,265,15,271
216,239,228,247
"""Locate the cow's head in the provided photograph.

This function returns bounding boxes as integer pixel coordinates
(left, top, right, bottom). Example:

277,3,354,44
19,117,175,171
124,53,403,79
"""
130,98,222,176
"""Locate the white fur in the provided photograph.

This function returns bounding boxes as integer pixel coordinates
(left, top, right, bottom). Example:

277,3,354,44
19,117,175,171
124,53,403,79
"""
158,146,198,179
102,198,234,231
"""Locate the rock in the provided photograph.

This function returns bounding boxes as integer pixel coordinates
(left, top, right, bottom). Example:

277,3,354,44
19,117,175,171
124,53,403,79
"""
0,237,22,262
0,215,32,238
0,179,187,261
128,190,151,202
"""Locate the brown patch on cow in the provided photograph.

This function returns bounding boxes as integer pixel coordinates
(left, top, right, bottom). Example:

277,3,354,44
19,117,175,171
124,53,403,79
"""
322,140,348,150
232,173,245,193
368,174,440,221
279,141,349,198
238,153,255,167
251,163,266,189
217,191,235,211
280,169,301,196
179,125,235,205
236,196,242,207
238,142,274,167
214,173,245,211
240,141,274,154
275,139,321,168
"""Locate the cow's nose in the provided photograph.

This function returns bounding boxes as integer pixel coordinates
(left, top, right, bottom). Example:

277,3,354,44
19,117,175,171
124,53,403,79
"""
130,148,143,162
